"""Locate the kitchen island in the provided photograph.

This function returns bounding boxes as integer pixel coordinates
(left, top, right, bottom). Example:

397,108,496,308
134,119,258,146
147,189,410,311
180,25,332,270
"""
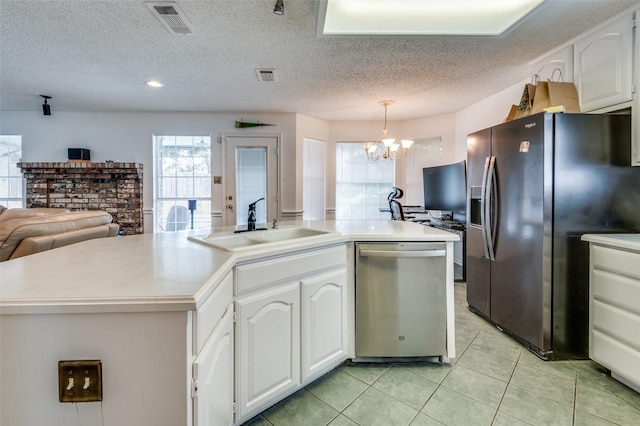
0,220,458,425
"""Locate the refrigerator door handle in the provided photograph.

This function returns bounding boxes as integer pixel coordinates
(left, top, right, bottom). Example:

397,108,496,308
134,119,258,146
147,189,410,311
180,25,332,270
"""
480,157,491,259
484,156,496,261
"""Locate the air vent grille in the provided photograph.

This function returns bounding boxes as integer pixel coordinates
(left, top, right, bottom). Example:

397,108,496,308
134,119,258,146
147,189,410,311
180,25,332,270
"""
146,2,193,35
256,69,277,82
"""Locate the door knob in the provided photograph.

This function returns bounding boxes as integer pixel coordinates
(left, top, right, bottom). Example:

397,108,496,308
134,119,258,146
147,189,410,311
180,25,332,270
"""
228,204,234,210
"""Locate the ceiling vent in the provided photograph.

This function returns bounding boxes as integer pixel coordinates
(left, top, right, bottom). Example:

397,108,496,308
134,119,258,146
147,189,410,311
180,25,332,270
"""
146,2,193,35
256,69,277,82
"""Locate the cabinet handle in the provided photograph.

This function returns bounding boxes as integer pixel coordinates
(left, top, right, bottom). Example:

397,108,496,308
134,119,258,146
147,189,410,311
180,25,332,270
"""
359,250,446,258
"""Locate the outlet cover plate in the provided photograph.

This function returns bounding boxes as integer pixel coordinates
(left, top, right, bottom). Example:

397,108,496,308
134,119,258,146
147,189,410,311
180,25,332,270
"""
58,360,102,402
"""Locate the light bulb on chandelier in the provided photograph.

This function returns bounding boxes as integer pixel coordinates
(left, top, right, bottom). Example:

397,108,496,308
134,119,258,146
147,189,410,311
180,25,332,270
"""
362,100,414,161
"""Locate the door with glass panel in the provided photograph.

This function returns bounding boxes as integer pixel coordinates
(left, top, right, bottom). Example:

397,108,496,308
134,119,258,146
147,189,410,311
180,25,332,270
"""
224,136,279,227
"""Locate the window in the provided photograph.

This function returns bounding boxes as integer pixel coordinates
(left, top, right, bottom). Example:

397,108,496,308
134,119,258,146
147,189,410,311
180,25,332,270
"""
336,142,395,220
153,135,211,232
0,135,23,208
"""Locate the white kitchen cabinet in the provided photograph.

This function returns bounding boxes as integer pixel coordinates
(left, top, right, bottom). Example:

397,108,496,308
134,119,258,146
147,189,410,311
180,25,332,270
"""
235,282,301,421
192,304,234,426
530,44,574,83
584,235,640,393
301,268,348,382
233,244,347,423
573,13,634,112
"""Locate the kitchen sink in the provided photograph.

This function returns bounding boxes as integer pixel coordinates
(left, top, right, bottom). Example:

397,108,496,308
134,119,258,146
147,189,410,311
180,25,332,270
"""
188,227,338,252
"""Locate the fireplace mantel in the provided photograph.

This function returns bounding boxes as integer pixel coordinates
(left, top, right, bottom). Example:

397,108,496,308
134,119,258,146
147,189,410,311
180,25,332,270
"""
18,162,143,235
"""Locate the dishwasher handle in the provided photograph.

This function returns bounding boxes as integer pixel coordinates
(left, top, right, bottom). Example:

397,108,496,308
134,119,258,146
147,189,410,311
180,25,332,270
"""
359,249,446,258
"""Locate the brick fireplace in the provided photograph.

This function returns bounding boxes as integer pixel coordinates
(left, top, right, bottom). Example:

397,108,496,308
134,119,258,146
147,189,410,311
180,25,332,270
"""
18,162,143,235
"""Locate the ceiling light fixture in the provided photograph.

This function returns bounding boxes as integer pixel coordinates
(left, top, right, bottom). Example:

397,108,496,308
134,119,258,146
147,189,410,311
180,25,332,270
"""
319,0,545,36
362,101,413,162
274,0,284,15
146,80,163,88
40,95,52,116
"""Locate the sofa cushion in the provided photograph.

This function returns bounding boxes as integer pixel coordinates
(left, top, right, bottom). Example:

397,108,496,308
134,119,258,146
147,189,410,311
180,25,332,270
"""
0,210,113,261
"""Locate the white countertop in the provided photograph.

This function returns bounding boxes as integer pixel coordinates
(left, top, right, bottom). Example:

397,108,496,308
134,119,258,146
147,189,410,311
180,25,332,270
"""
0,220,458,314
582,233,640,251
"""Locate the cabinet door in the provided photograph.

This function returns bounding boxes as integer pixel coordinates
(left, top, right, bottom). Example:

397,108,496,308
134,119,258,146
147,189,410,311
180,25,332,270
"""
301,268,348,382
530,45,573,83
235,283,300,421
193,305,234,426
574,13,634,112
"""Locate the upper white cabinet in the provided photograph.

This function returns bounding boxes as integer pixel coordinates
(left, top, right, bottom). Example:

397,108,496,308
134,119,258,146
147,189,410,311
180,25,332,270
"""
530,45,574,83
573,13,634,112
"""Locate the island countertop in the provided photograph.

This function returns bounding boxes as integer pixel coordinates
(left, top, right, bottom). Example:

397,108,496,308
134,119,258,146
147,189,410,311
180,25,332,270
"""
0,220,458,314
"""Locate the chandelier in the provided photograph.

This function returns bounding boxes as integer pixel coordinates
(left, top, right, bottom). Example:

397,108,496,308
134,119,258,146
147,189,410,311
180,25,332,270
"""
362,100,414,161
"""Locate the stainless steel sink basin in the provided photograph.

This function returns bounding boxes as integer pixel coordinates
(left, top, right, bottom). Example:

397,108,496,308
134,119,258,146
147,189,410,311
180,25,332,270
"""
188,227,337,252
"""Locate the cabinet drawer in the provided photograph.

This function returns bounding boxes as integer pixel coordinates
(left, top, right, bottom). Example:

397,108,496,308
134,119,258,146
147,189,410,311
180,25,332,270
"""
591,329,640,387
235,244,346,294
195,271,233,353
592,245,640,280
592,269,640,314
592,300,640,349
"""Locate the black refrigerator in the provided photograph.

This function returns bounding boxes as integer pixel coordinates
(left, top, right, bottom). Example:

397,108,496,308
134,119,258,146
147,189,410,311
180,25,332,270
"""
466,112,640,360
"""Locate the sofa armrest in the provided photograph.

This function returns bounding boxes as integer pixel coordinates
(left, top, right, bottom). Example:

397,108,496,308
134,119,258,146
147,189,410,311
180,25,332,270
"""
9,223,120,260
0,211,114,261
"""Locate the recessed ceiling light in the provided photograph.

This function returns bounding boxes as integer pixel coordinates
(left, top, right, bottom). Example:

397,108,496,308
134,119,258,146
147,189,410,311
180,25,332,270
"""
318,0,546,36
146,80,163,88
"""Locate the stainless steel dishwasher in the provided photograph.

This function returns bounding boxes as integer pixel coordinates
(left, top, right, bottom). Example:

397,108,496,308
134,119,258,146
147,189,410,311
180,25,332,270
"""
355,242,447,359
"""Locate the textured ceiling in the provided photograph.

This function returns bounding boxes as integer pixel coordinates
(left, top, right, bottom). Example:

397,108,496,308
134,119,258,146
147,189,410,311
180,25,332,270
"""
1,0,638,121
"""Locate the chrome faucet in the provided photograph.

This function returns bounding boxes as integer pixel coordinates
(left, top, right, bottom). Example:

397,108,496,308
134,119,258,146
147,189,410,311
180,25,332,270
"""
247,198,264,231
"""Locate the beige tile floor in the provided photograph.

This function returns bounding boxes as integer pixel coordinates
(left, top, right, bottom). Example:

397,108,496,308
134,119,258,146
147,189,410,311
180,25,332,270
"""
242,282,640,426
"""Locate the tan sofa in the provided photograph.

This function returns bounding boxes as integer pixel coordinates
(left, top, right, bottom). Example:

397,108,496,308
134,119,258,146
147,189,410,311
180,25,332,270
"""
0,207,119,261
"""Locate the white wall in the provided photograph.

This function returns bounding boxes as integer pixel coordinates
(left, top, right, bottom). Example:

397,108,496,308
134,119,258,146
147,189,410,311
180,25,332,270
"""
2,108,508,224
454,81,528,157
0,311,188,425
0,111,297,228
0,77,564,228
295,114,331,217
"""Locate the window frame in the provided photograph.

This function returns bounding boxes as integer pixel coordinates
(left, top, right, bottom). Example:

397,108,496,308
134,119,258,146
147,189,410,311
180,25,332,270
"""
0,135,23,208
153,134,212,232
335,141,395,220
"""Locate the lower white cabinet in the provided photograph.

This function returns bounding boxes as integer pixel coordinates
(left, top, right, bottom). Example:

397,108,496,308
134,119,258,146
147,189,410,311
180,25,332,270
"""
193,304,234,426
584,235,640,392
233,244,348,424
235,282,301,421
301,268,348,382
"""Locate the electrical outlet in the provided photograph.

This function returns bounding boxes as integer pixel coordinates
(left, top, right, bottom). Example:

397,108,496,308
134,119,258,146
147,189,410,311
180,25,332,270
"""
58,360,102,402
